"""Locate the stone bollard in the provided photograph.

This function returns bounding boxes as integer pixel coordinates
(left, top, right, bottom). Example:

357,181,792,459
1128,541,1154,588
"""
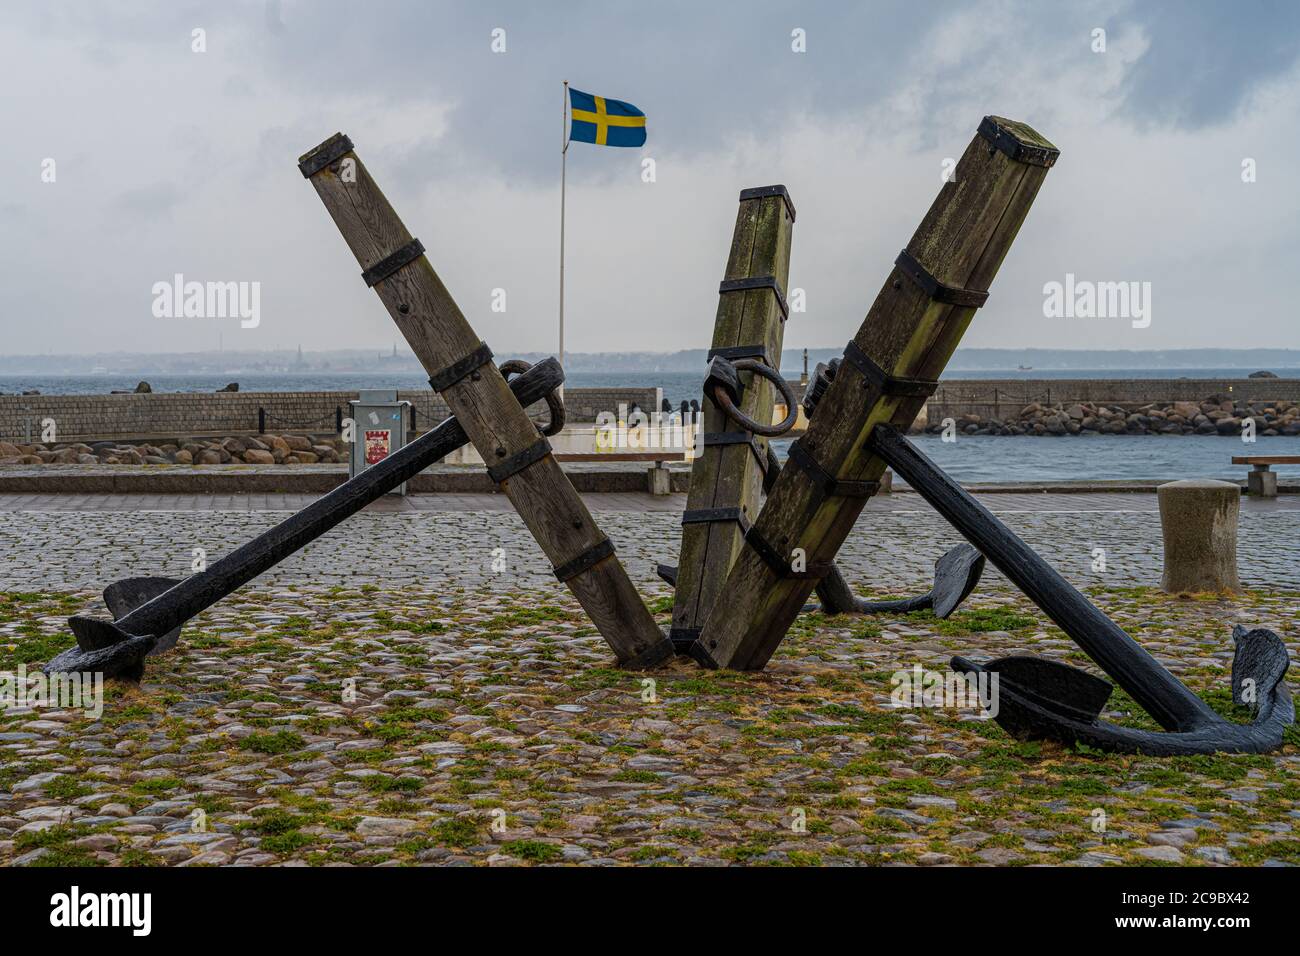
1157,479,1241,593
646,462,671,496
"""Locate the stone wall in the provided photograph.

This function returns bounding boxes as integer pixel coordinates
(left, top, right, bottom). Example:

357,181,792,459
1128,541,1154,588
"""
0,386,662,442
927,378,1300,421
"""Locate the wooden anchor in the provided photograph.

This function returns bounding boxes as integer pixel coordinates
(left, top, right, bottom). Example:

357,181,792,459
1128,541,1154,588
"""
691,116,1059,670
299,134,675,670
670,185,796,651
793,360,986,617
47,360,566,680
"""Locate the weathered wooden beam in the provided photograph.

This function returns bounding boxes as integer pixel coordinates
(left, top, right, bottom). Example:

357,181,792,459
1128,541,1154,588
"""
670,186,795,651
692,116,1058,670
299,133,674,669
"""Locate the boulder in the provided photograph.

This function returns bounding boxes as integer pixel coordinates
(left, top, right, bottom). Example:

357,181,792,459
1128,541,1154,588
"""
283,435,313,452
242,449,275,465
134,381,152,393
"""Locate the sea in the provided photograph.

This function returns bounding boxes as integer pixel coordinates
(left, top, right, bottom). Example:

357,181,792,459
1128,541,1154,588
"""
4,369,1298,482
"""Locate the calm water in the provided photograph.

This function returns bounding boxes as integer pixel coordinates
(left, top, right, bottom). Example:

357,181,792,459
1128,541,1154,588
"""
771,434,1300,483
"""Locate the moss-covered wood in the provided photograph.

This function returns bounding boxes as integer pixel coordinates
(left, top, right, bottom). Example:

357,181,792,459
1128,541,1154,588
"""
671,187,795,649
692,117,1058,670
300,134,674,670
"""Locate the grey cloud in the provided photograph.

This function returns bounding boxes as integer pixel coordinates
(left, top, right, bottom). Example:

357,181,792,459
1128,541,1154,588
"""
110,184,182,224
1117,0,1300,127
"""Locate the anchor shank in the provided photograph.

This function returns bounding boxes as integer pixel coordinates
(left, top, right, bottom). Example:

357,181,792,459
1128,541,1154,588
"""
112,360,564,639
869,424,1218,732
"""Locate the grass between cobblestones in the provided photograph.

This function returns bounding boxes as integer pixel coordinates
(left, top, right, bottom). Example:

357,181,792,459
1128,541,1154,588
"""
0,584,1296,867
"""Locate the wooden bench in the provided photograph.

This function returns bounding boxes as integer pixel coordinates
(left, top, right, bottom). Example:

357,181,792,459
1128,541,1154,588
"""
1232,455,1300,497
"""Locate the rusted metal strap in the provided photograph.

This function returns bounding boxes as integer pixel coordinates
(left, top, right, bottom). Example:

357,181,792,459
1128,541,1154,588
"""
744,526,831,580
428,341,494,392
682,506,752,536
842,340,939,399
298,133,354,178
978,116,1060,168
739,184,797,223
702,431,767,473
718,275,789,322
786,439,878,500
362,239,427,287
486,436,551,484
553,538,615,582
707,344,774,368
894,250,989,308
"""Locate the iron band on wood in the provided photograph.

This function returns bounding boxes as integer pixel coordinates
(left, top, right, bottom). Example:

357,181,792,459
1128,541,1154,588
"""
787,439,879,499
670,626,702,650
298,133,354,178
363,238,427,287
978,115,1060,168
738,184,797,223
707,344,774,368
894,249,989,308
702,431,768,473
718,276,790,321
682,506,752,536
552,538,615,582
486,436,552,484
842,340,940,398
745,527,831,580
428,341,494,391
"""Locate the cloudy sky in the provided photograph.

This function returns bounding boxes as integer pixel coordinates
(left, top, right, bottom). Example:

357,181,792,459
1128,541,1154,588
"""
3,0,1299,357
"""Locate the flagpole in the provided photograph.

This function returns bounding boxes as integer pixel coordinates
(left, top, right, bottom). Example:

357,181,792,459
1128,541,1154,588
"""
559,80,569,383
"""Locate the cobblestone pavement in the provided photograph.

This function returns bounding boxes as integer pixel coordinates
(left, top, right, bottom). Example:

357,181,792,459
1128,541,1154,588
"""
1,584,1296,867
1,494,1298,592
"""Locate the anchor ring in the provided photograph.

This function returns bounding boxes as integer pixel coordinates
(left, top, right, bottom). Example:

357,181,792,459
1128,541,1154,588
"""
500,359,565,436
712,359,799,437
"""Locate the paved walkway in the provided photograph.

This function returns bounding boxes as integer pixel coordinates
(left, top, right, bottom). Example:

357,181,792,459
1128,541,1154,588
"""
2,491,1298,592
4,489,1300,512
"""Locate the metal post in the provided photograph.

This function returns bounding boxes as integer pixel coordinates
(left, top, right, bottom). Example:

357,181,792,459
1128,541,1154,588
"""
559,80,569,378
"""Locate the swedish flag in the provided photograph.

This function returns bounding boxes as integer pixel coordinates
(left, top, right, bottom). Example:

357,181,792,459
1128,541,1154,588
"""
568,88,646,148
